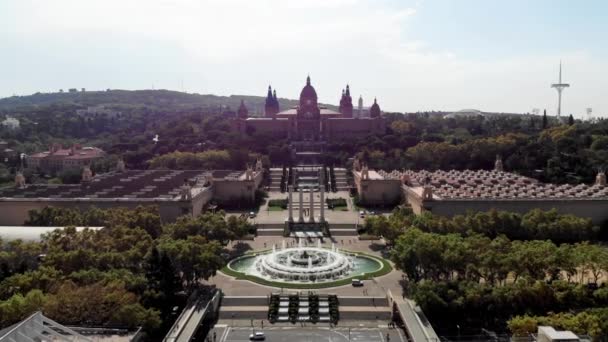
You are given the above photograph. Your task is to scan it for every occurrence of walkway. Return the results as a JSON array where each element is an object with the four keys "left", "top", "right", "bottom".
[
  {"left": 164, "top": 291, "right": 220, "bottom": 342},
  {"left": 393, "top": 298, "right": 440, "bottom": 342}
]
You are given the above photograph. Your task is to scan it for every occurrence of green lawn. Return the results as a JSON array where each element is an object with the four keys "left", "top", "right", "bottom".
[
  {"left": 267, "top": 206, "right": 284, "bottom": 211},
  {"left": 332, "top": 206, "right": 349, "bottom": 211}
]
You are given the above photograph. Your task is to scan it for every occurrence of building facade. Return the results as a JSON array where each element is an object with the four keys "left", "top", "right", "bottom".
[
  {"left": 0, "top": 165, "right": 264, "bottom": 225},
  {"left": 353, "top": 157, "right": 608, "bottom": 224},
  {"left": 26, "top": 144, "right": 105, "bottom": 173},
  {"left": 233, "top": 76, "right": 385, "bottom": 140}
]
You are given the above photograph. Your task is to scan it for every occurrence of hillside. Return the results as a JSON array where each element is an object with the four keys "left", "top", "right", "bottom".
[
  {"left": 0, "top": 90, "right": 304, "bottom": 112},
  {"left": 0, "top": 89, "right": 332, "bottom": 114}
]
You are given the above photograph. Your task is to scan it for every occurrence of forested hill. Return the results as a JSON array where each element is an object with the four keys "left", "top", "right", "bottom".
[{"left": 0, "top": 89, "right": 301, "bottom": 113}]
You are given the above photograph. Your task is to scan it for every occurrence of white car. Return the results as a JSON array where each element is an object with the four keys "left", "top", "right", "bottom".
[
  {"left": 359, "top": 210, "right": 365, "bottom": 218},
  {"left": 352, "top": 279, "right": 363, "bottom": 287},
  {"left": 249, "top": 332, "right": 265, "bottom": 340},
  {"left": 249, "top": 212, "right": 256, "bottom": 219}
]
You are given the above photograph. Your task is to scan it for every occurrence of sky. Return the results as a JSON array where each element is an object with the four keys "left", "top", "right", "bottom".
[{"left": 1, "top": 0, "right": 607, "bottom": 117}]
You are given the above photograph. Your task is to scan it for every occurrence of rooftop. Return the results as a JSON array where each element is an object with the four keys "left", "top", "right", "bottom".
[
  {"left": 0, "top": 169, "right": 216, "bottom": 201},
  {"left": 276, "top": 108, "right": 342, "bottom": 116},
  {"left": 0, "top": 226, "right": 104, "bottom": 242},
  {"left": 379, "top": 169, "right": 608, "bottom": 201},
  {"left": 29, "top": 146, "right": 105, "bottom": 160}
]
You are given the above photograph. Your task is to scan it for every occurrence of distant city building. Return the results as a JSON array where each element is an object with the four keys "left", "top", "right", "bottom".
[
  {"left": 0, "top": 166, "right": 264, "bottom": 225},
  {"left": 1, "top": 116, "right": 20, "bottom": 130},
  {"left": 443, "top": 109, "right": 486, "bottom": 119},
  {"left": 233, "top": 76, "right": 385, "bottom": 140},
  {"left": 76, "top": 105, "right": 121, "bottom": 118},
  {"left": 0, "top": 140, "right": 17, "bottom": 162},
  {"left": 26, "top": 144, "right": 105, "bottom": 173}
]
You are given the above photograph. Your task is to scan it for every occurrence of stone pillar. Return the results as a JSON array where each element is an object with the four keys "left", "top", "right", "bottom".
[
  {"left": 287, "top": 185, "right": 294, "bottom": 222},
  {"left": 309, "top": 189, "right": 315, "bottom": 223},
  {"left": 320, "top": 186, "right": 325, "bottom": 222},
  {"left": 298, "top": 187, "right": 304, "bottom": 223}
]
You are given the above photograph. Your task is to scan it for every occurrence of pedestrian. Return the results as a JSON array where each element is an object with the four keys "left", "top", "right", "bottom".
[{"left": 213, "top": 331, "right": 217, "bottom": 341}]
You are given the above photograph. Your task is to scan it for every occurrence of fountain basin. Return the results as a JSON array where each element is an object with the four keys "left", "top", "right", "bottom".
[{"left": 227, "top": 246, "right": 384, "bottom": 285}]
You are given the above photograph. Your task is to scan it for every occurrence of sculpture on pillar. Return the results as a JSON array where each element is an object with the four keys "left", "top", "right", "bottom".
[
  {"left": 353, "top": 157, "right": 361, "bottom": 171},
  {"left": 309, "top": 188, "right": 315, "bottom": 223},
  {"left": 494, "top": 154, "right": 504, "bottom": 172},
  {"left": 81, "top": 165, "right": 93, "bottom": 183},
  {"left": 298, "top": 187, "right": 304, "bottom": 223},
  {"left": 116, "top": 158, "right": 126, "bottom": 173},
  {"left": 180, "top": 179, "right": 192, "bottom": 200},
  {"left": 245, "top": 165, "right": 254, "bottom": 181},
  {"left": 596, "top": 170, "right": 607, "bottom": 187},
  {"left": 422, "top": 184, "right": 434, "bottom": 201},
  {"left": 255, "top": 158, "right": 263, "bottom": 172},
  {"left": 287, "top": 185, "right": 294, "bottom": 222},
  {"left": 361, "top": 164, "right": 370, "bottom": 180},
  {"left": 319, "top": 186, "right": 325, "bottom": 223},
  {"left": 14, "top": 171, "right": 26, "bottom": 188}
]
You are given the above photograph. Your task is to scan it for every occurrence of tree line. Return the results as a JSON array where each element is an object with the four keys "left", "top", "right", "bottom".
[
  {"left": 383, "top": 208, "right": 608, "bottom": 338},
  {"left": 0, "top": 206, "right": 252, "bottom": 337}
]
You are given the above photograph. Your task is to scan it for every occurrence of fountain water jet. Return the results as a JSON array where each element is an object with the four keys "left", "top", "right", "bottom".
[{"left": 252, "top": 244, "right": 355, "bottom": 282}]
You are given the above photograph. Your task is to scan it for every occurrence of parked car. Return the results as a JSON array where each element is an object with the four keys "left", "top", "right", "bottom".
[
  {"left": 352, "top": 279, "right": 363, "bottom": 287},
  {"left": 249, "top": 211, "right": 256, "bottom": 219},
  {"left": 249, "top": 331, "right": 266, "bottom": 340},
  {"left": 359, "top": 210, "right": 365, "bottom": 218}
]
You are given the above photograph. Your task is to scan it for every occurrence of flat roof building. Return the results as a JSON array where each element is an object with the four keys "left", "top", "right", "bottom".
[
  {"left": 354, "top": 159, "right": 608, "bottom": 223},
  {"left": 0, "top": 166, "right": 263, "bottom": 225}
]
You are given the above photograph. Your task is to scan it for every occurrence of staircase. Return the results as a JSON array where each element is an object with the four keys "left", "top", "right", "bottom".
[
  {"left": 333, "top": 168, "right": 349, "bottom": 191},
  {"left": 269, "top": 168, "right": 283, "bottom": 192}
]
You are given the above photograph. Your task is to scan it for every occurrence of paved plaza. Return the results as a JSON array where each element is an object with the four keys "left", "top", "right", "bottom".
[
  {"left": 252, "top": 191, "right": 362, "bottom": 226},
  {"left": 217, "top": 326, "right": 406, "bottom": 342}
]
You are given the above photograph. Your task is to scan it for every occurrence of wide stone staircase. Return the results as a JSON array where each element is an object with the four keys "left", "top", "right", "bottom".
[
  {"left": 333, "top": 168, "right": 349, "bottom": 191},
  {"left": 269, "top": 168, "right": 283, "bottom": 192}
]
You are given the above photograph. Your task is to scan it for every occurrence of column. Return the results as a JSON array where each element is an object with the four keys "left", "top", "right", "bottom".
[
  {"left": 320, "top": 186, "right": 325, "bottom": 222},
  {"left": 298, "top": 187, "right": 304, "bottom": 223},
  {"left": 287, "top": 185, "right": 294, "bottom": 222},
  {"left": 309, "top": 189, "right": 315, "bottom": 223}
]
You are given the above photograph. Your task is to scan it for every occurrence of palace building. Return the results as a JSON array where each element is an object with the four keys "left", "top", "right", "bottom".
[{"left": 233, "top": 76, "right": 385, "bottom": 140}]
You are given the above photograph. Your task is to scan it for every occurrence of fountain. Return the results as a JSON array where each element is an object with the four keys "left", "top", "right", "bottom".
[
  {"left": 241, "top": 245, "right": 359, "bottom": 282},
  {"left": 227, "top": 243, "right": 387, "bottom": 285}
]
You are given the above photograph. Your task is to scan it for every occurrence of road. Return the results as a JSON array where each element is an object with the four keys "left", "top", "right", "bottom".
[{"left": 220, "top": 327, "right": 405, "bottom": 342}]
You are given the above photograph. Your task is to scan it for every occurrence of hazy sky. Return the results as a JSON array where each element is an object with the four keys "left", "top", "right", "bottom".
[{"left": 1, "top": 0, "right": 607, "bottom": 117}]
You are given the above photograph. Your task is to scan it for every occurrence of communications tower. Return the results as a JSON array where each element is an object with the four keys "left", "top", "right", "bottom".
[{"left": 551, "top": 61, "right": 570, "bottom": 119}]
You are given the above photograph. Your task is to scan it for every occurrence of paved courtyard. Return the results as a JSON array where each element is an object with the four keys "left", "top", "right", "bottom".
[
  {"left": 218, "top": 326, "right": 406, "bottom": 342},
  {"left": 252, "top": 191, "right": 362, "bottom": 225}
]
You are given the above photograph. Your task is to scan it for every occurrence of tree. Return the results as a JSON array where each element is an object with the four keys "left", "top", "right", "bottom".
[
  {"left": 568, "top": 114, "right": 575, "bottom": 126},
  {"left": 542, "top": 109, "right": 548, "bottom": 129}
]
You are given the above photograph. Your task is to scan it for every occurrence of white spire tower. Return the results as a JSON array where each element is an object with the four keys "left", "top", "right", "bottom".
[
  {"left": 357, "top": 95, "right": 363, "bottom": 118},
  {"left": 551, "top": 61, "right": 570, "bottom": 119}
]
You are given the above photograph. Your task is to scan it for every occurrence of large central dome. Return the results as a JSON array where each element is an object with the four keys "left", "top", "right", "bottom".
[{"left": 299, "top": 75, "right": 318, "bottom": 107}]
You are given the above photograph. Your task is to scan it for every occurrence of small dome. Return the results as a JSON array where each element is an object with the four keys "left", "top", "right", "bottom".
[
  {"left": 299, "top": 75, "right": 318, "bottom": 106},
  {"left": 370, "top": 98, "right": 381, "bottom": 118}
]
